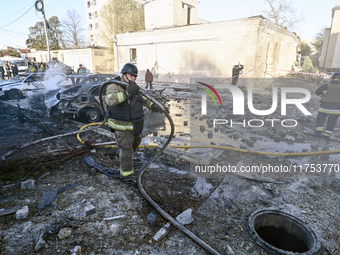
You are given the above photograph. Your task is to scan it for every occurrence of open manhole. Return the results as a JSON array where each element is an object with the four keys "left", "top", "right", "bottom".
[{"left": 248, "top": 209, "right": 321, "bottom": 255}]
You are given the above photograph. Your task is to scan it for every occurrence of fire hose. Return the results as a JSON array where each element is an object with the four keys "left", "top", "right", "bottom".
[{"left": 98, "top": 80, "right": 221, "bottom": 255}]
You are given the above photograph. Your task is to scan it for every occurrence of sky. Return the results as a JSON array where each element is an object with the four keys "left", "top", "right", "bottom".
[{"left": 0, "top": 0, "right": 339, "bottom": 48}]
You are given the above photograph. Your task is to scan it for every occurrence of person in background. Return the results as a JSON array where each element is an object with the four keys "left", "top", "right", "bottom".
[
  {"left": 77, "top": 64, "right": 83, "bottom": 74},
  {"left": 6, "top": 64, "right": 11, "bottom": 79},
  {"left": 105, "top": 63, "right": 163, "bottom": 185},
  {"left": 38, "top": 64, "right": 45, "bottom": 72},
  {"left": 315, "top": 73, "right": 340, "bottom": 139},
  {"left": 12, "top": 64, "right": 18, "bottom": 77},
  {"left": 0, "top": 64, "right": 5, "bottom": 80},
  {"left": 145, "top": 69, "right": 153, "bottom": 89},
  {"left": 231, "top": 62, "right": 244, "bottom": 86},
  {"left": 29, "top": 65, "right": 37, "bottom": 73}
]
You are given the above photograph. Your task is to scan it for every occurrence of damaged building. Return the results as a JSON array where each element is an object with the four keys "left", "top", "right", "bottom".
[
  {"left": 114, "top": 0, "right": 300, "bottom": 84},
  {"left": 319, "top": 5, "right": 340, "bottom": 72}
]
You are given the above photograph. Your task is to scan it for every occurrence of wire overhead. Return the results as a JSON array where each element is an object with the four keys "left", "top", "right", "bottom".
[{"left": 0, "top": 4, "right": 35, "bottom": 29}]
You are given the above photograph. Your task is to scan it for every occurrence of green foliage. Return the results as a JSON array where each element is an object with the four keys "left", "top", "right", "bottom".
[
  {"left": 0, "top": 49, "right": 21, "bottom": 57},
  {"left": 100, "top": 0, "right": 145, "bottom": 59},
  {"left": 297, "top": 41, "right": 312, "bottom": 56},
  {"left": 301, "top": 56, "right": 317, "bottom": 73},
  {"left": 26, "top": 16, "right": 63, "bottom": 50}
]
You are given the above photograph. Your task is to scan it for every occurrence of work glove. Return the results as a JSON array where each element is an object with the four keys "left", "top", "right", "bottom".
[
  {"left": 151, "top": 103, "right": 163, "bottom": 113},
  {"left": 126, "top": 80, "right": 139, "bottom": 98}
]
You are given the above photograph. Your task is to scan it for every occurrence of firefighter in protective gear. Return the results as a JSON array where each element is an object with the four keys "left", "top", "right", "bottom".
[
  {"left": 105, "top": 63, "right": 162, "bottom": 185},
  {"left": 314, "top": 72, "right": 340, "bottom": 139}
]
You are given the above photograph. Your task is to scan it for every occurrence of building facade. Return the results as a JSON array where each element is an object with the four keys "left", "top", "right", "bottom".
[
  {"left": 114, "top": 15, "right": 299, "bottom": 84},
  {"left": 84, "top": 0, "right": 146, "bottom": 47},
  {"left": 319, "top": 5, "right": 340, "bottom": 71},
  {"left": 26, "top": 47, "right": 114, "bottom": 73},
  {"left": 144, "top": 0, "right": 198, "bottom": 30}
]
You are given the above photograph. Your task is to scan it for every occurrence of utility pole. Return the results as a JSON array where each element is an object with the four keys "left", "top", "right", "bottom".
[{"left": 35, "top": 0, "right": 51, "bottom": 64}]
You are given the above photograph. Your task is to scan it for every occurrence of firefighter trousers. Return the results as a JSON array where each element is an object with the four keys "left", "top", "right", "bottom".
[
  {"left": 315, "top": 111, "right": 340, "bottom": 136},
  {"left": 114, "top": 129, "right": 142, "bottom": 177}
]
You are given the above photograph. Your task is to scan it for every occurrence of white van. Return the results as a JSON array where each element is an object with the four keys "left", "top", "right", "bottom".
[{"left": 0, "top": 57, "right": 29, "bottom": 75}]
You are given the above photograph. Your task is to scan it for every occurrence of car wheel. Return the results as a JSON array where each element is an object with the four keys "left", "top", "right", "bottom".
[
  {"left": 7, "top": 89, "right": 23, "bottom": 100},
  {"left": 84, "top": 108, "right": 101, "bottom": 123}
]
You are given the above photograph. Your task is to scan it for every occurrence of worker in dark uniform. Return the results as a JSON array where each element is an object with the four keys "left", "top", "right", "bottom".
[
  {"left": 231, "top": 62, "right": 244, "bottom": 85},
  {"left": 105, "top": 63, "right": 162, "bottom": 185},
  {"left": 0, "top": 64, "right": 4, "bottom": 80},
  {"left": 315, "top": 72, "right": 340, "bottom": 139}
]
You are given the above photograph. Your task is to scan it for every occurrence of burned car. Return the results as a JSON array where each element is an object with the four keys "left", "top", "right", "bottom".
[
  {"left": 45, "top": 73, "right": 118, "bottom": 123},
  {"left": 43, "top": 74, "right": 170, "bottom": 123},
  {"left": 0, "top": 72, "right": 67, "bottom": 100}
]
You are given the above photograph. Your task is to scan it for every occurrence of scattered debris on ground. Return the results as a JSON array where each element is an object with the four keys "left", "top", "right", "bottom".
[{"left": 0, "top": 78, "right": 339, "bottom": 255}]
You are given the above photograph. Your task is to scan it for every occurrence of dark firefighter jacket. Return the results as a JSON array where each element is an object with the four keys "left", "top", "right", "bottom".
[
  {"left": 316, "top": 80, "right": 340, "bottom": 114},
  {"left": 232, "top": 65, "right": 244, "bottom": 77},
  {"left": 105, "top": 76, "right": 153, "bottom": 133}
]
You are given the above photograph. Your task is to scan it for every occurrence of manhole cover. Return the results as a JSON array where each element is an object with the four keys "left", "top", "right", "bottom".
[{"left": 248, "top": 209, "right": 321, "bottom": 255}]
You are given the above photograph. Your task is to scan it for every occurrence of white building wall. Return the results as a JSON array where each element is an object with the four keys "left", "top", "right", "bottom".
[
  {"left": 145, "top": 0, "right": 198, "bottom": 29},
  {"left": 84, "top": 0, "right": 108, "bottom": 46},
  {"left": 319, "top": 28, "right": 331, "bottom": 68},
  {"left": 144, "top": 0, "right": 174, "bottom": 29},
  {"left": 173, "top": 0, "right": 198, "bottom": 26},
  {"left": 322, "top": 6, "right": 340, "bottom": 70},
  {"left": 115, "top": 16, "right": 299, "bottom": 85}
]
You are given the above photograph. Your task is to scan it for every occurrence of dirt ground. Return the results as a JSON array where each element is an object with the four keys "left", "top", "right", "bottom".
[{"left": 0, "top": 76, "right": 339, "bottom": 255}]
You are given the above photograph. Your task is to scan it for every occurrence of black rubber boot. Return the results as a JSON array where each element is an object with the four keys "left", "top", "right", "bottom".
[{"left": 120, "top": 176, "right": 137, "bottom": 186}]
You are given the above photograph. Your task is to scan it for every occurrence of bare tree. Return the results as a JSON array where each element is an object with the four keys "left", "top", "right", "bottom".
[
  {"left": 261, "top": 0, "right": 303, "bottom": 30},
  {"left": 62, "top": 9, "right": 86, "bottom": 47},
  {"left": 312, "top": 27, "right": 326, "bottom": 56}
]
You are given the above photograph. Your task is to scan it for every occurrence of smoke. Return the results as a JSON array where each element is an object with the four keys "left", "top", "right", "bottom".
[{"left": 43, "top": 65, "right": 71, "bottom": 91}]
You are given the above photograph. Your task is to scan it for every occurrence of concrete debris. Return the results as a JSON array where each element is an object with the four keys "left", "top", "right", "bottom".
[
  {"left": 176, "top": 208, "right": 194, "bottom": 225},
  {"left": 285, "top": 135, "right": 296, "bottom": 141},
  {"left": 153, "top": 222, "right": 172, "bottom": 242},
  {"left": 58, "top": 227, "right": 73, "bottom": 240},
  {"left": 37, "top": 181, "right": 81, "bottom": 210},
  {"left": 37, "top": 190, "right": 58, "bottom": 210},
  {"left": 0, "top": 206, "right": 21, "bottom": 217},
  {"left": 70, "top": 245, "right": 82, "bottom": 254},
  {"left": 35, "top": 237, "right": 46, "bottom": 252},
  {"left": 227, "top": 244, "right": 235, "bottom": 255},
  {"left": 194, "top": 178, "right": 213, "bottom": 196},
  {"left": 42, "top": 217, "right": 72, "bottom": 239},
  {"left": 85, "top": 204, "right": 96, "bottom": 216},
  {"left": 147, "top": 212, "right": 156, "bottom": 225},
  {"left": 15, "top": 205, "right": 29, "bottom": 219},
  {"left": 21, "top": 179, "right": 35, "bottom": 190},
  {"left": 103, "top": 215, "right": 125, "bottom": 221}
]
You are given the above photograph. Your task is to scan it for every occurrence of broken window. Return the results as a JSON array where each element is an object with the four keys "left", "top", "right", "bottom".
[
  {"left": 88, "top": 13, "right": 92, "bottom": 19},
  {"left": 87, "top": 1, "right": 90, "bottom": 8},
  {"left": 94, "top": 11, "right": 98, "bottom": 18},
  {"left": 89, "top": 24, "right": 93, "bottom": 30},
  {"left": 93, "top": 0, "right": 97, "bottom": 6}
]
